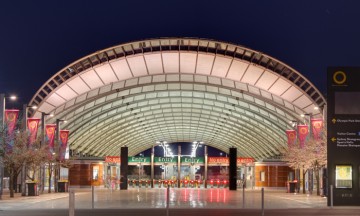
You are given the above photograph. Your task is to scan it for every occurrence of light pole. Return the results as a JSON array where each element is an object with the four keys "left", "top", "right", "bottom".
[
  {"left": 0, "top": 93, "right": 17, "bottom": 200},
  {"left": 54, "top": 119, "right": 66, "bottom": 192},
  {"left": 139, "top": 153, "right": 143, "bottom": 181},
  {"left": 21, "top": 104, "right": 37, "bottom": 196},
  {"left": 301, "top": 113, "right": 313, "bottom": 194},
  {"left": 39, "top": 112, "right": 52, "bottom": 194},
  {"left": 156, "top": 141, "right": 168, "bottom": 179},
  {"left": 191, "top": 141, "right": 203, "bottom": 157}
]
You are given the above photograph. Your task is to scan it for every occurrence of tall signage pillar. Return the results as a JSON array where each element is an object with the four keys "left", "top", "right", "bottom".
[
  {"left": 151, "top": 146, "right": 154, "bottom": 188},
  {"left": 204, "top": 146, "right": 208, "bottom": 188},
  {"left": 120, "top": 147, "right": 128, "bottom": 190},
  {"left": 229, "top": 147, "right": 237, "bottom": 190},
  {"left": 327, "top": 67, "right": 360, "bottom": 206},
  {"left": 177, "top": 145, "right": 181, "bottom": 188}
]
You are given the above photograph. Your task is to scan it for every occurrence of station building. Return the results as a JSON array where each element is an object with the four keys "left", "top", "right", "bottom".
[{"left": 28, "top": 38, "right": 326, "bottom": 190}]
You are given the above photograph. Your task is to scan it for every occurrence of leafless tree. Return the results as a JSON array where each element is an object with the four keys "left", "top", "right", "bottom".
[
  {"left": 282, "top": 130, "right": 327, "bottom": 195},
  {"left": 0, "top": 129, "right": 48, "bottom": 197}
]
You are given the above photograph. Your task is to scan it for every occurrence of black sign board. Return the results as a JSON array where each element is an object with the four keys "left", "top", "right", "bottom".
[{"left": 327, "top": 67, "right": 360, "bottom": 206}]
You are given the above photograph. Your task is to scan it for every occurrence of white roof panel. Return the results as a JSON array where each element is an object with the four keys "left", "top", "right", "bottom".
[
  {"left": 95, "top": 64, "right": 118, "bottom": 84},
  {"left": 67, "top": 76, "right": 91, "bottom": 95},
  {"left": 281, "top": 86, "right": 303, "bottom": 102},
  {"left": 180, "top": 52, "right": 197, "bottom": 73},
  {"left": 144, "top": 53, "right": 163, "bottom": 75},
  {"left": 38, "top": 102, "right": 55, "bottom": 114},
  {"left": 255, "top": 71, "right": 278, "bottom": 90},
  {"left": 211, "top": 56, "right": 232, "bottom": 77},
  {"left": 226, "top": 60, "right": 248, "bottom": 81},
  {"left": 80, "top": 69, "right": 104, "bottom": 89},
  {"left": 56, "top": 84, "right": 78, "bottom": 100},
  {"left": 268, "top": 78, "right": 291, "bottom": 96},
  {"left": 46, "top": 93, "right": 66, "bottom": 106},
  {"left": 292, "top": 94, "right": 313, "bottom": 109},
  {"left": 127, "top": 56, "right": 148, "bottom": 77},
  {"left": 162, "top": 52, "right": 179, "bottom": 73},
  {"left": 196, "top": 54, "right": 215, "bottom": 75},
  {"left": 110, "top": 59, "right": 133, "bottom": 80},
  {"left": 241, "top": 65, "right": 264, "bottom": 85}
]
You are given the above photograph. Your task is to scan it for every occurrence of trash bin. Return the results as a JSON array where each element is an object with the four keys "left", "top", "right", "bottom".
[
  {"left": 58, "top": 182, "right": 68, "bottom": 192},
  {"left": 289, "top": 181, "right": 296, "bottom": 193},
  {"left": 27, "top": 182, "right": 37, "bottom": 196}
]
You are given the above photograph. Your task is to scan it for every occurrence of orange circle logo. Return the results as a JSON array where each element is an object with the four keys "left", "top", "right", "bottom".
[{"left": 333, "top": 71, "right": 346, "bottom": 85}]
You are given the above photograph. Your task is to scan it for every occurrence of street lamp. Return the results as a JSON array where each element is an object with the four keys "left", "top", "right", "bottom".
[
  {"left": 157, "top": 141, "right": 169, "bottom": 179},
  {"left": 54, "top": 119, "right": 67, "bottom": 192},
  {"left": 0, "top": 93, "right": 17, "bottom": 200},
  {"left": 157, "top": 141, "right": 169, "bottom": 157},
  {"left": 20, "top": 104, "right": 38, "bottom": 196},
  {"left": 38, "top": 112, "right": 53, "bottom": 194}
]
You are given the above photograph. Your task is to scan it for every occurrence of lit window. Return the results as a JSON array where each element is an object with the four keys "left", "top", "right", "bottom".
[{"left": 260, "top": 171, "right": 265, "bottom": 182}]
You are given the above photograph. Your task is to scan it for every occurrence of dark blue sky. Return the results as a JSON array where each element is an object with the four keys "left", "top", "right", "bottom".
[{"left": 1, "top": 0, "right": 360, "bottom": 107}]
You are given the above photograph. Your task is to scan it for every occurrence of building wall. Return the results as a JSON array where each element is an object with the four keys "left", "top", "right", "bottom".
[
  {"left": 255, "top": 162, "right": 294, "bottom": 188},
  {"left": 69, "top": 160, "right": 104, "bottom": 186}
]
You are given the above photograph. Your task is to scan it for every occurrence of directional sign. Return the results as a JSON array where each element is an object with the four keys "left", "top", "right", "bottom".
[{"left": 327, "top": 67, "right": 360, "bottom": 206}]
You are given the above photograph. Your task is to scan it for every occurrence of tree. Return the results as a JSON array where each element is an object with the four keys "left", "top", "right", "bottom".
[
  {"left": 46, "top": 139, "right": 73, "bottom": 193},
  {"left": 282, "top": 130, "right": 327, "bottom": 195},
  {"left": 0, "top": 129, "right": 49, "bottom": 197}
]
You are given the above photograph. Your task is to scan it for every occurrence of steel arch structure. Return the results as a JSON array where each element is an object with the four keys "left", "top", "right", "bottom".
[{"left": 29, "top": 38, "right": 326, "bottom": 160}]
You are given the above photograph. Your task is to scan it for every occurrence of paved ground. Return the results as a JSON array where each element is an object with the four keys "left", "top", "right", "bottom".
[{"left": 0, "top": 187, "right": 359, "bottom": 216}]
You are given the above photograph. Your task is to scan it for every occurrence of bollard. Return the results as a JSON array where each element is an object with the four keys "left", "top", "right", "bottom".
[
  {"left": 261, "top": 187, "right": 264, "bottom": 216},
  {"left": 69, "top": 189, "right": 75, "bottom": 216},
  {"left": 330, "top": 185, "right": 333, "bottom": 208},
  {"left": 242, "top": 184, "right": 245, "bottom": 207},
  {"left": 92, "top": 185, "right": 94, "bottom": 209},
  {"left": 166, "top": 185, "right": 170, "bottom": 216}
]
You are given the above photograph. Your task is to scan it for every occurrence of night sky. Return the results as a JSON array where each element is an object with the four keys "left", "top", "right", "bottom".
[{"left": 1, "top": 0, "right": 360, "bottom": 108}]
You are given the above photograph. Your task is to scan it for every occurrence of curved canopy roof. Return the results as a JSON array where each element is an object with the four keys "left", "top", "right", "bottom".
[{"left": 29, "top": 38, "right": 326, "bottom": 160}]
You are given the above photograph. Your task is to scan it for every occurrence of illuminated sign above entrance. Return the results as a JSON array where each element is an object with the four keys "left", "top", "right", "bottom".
[{"left": 105, "top": 156, "right": 254, "bottom": 165}]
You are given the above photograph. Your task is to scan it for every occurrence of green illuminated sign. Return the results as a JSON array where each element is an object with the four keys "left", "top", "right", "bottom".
[
  {"left": 154, "top": 157, "right": 178, "bottom": 163},
  {"left": 181, "top": 157, "right": 204, "bottom": 163},
  {"left": 128, "top": 156, "right": 150, "bottom": 163}
]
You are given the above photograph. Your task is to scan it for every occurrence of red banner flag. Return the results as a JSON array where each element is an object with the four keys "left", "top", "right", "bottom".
[
  {"left": 59, "top": 130, "right": 69, "bottom": 161},
  {"left": 297, "top": 125, "right": 309, "bottom": 148},
  {"left": 4, "top": 109, "right": 19, "bottom": 152},
  {"left": 286, "top": 130, "right": 297, "bottom": 146},
  {"left": 311, "top": 118, "right": 323, "bottom": 140},
  {"left": 5, "top": 109, "right": 19, "bottom": 136},
  {"left": 45, "top": 124, "right": 56, "bottom": 154},
  {"left": 27, "top": 118, "right": 40, "bottom": 146}
]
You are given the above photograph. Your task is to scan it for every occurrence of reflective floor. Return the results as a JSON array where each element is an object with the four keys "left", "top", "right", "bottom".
[{"left": 0, "top": 187, "right": 327, "bottom": 210}]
